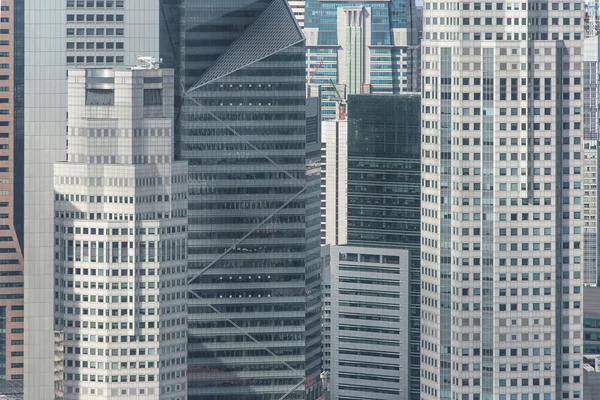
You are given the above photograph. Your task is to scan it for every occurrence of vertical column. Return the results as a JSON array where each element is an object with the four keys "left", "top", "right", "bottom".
[
  {"left": 439, "top": 46, "right": 452, "bottom": 400},
  {"left": 481, "top": 47, "right": 494, "bottom": 400}
]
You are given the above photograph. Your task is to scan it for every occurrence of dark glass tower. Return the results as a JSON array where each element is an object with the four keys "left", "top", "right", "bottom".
[
  {"left": 346, "top": 93, "right": 421, "bottom": 399},
  {"left": 171, "top": 1, "right": 313, "bottom": 398},
  {"left": 304, "top": 97, "right": 323, "bottom": 400}
]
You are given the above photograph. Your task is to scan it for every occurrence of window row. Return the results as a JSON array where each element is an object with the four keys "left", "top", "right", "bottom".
[
  {"left": 67, "top": 0, "right": 123, "bottom": 8},
  {"left": 57, "top": 239, "right": 186, "bottom": 263},
  {"left": 67, "top": 41, "right": 123, "bottom": 50},
  {"left": 425, "top": 1, "right": 582, "bottom": 11},
  {"left": 66, "top": 14, "right": 123, "bottom": 22},
  {"left": 424, "top": 31, "right": 582, "bottom": 42},
  {"left": 56, "top": 192, "right": 186, "bottom": 204},
  {"left": 56, "top": 210, "right": 186, "bottom": 221},
  {"left": 66, "top": 27, "right": 124, "bottom": 36},
  {"left": 64, "top": 373, "right": 158, "bottom": 383},
  {"left": 67, "top": 55, "right": 123, "bottom": 64},
  {"left": 56, "top": 225, "right": 184, "bottom": 236}
]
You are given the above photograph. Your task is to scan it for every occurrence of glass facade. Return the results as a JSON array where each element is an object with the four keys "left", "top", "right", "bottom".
[
  {"left": 304, "top": 0, "right": 418, "bottom": 119},
  {"left": 305, "top": 0, "right": 413, "bottom": 45},
  {"left": 304, "top": 98, "right": 323, "bottom": 399},
  {"left": 345, "top": 94, "right": 420, "bottom": 399},
  {"left": 174, "top": 0, "right": 312, "bottom": 398}
]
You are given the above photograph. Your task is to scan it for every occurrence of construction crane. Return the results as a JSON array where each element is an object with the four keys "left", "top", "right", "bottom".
[
  {"left": 307, "top": 60, "right": 324, "bottom": 83},
  {"left": 328, "top": 79, "right": 346, "bottom": 120}
]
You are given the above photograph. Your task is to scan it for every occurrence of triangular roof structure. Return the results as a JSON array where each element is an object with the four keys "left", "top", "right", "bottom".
[{"left": 186, "top": 0, "right": 304, "bottom": 93}]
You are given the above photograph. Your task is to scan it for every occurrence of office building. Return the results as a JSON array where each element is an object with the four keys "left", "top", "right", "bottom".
[
  {"left": 54, "top": 66, "right": 188, "bottom": 399},
  {"left": 0, "top": 0, "right": 24, "bottom": 383},
  {"left": 321, "top": 245, "right": 410, "bottom": 399},
  {"left": 24, "top": 2, "right": 160, "bottom": 398},
  {"left": 345, "top": 93, "right": 420, "bottom": 398},
  {"left": 288, "top": 0, "right": 306, "bottom": 28},
  {"left": 421, "top": 1, "right": 584, "bottom": 399},
  {"left": 305, "top": 97, "right": 323, "bottom": 399},
  {"left": 321, "top": 118, "right": 348, "bottom": 246},
  {"left": 175, "top": 0, "right": 316, "bottom": 398},
  {"left": 346, "top": 94, "right": 420, "bottom": 249},
  {"left": 318, "top": 94, "right": 421, "bottom": 397},
  {"left": 304, "top": 0, "right": 418, "bottom": 119},
  {"left": 407, "top": 5, "right": 422, "bottom": 93},
  {"left": 584, "top": 34, "right": 599, "bottom": 286}
]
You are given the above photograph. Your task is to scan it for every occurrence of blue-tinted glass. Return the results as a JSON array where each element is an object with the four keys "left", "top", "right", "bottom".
[{"left": 175, "top": 1, "right": 315, "bottom": 398}]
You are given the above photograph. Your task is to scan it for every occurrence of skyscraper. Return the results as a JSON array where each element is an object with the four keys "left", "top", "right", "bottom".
[
  {"left": 54, "top": 65, "right": 188, "bottom": 399},
  {"left": 0, "top": 0, "right": 24, "bottom": 383},
  {"left": 288, "top": 0, "right": 306, "bottom": 28},
  {"left": 421, "top": 1, "right": 584, "bottom": 399},
  {"left": 304, "top": 0, "right": 418, "bottom": 119},
  {"left": 304, "top": 97, "right": 324, "bottom": 399},
  {"left": 24, "top": 2, "right": 161, "bottom": 398},
  {"left": 174, "top": 0, "right": 316, "bottom": 398},
  {"left": 345, "top": 93, "right": 421, "bottom": 399},
  {"left": 319, "top": 94, "right": 421, "bottom": 398}
]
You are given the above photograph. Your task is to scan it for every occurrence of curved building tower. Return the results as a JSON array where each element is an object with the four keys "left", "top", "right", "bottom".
[
  {"left": 420, "top": 1, "right": 584, "bottom": 399},
  {"left": 53, "top": 66, "right": 188, "bottom": 399}
]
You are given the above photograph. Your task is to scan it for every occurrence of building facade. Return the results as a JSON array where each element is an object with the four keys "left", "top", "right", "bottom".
[
  {"left": 0, "top": 0, "right": 24, "bottom": 383},
  {"left": 584, "top": 286, "right": 600, "bottom": 353},
  {"left": 321, "top": 119, "right": 348, "bottom": 246},
  {"left": 583, "top": 357, "right": 600, "bottom": 400},
  {"left": 304, "top": 0, "right": 418, "bottom": 119},
  {"left": 24, "top": 2, "right": 161, "bottom": 398},
  {"left": 174, "top": 0, "right": 316, "bottom": 398},
  {"left": 345, "top": 93, "right": 420, "bottom": 399},
  {"left": 305, "top": 97, "right": 323, "bottom": 399},
  {"left": 54, "top": 66, "right": 188, "bottom": 399},
  {"left": 583, "top": 34, "right": 599, "bottom": 286},
  {"left": 318, "top": 94, "right": 421, "bottom": 398},
  {"left": 421, "top": 1, "right": 585, "bottom": 399},
  {"left": 288, "top": 0, "right": 306, "bottom": 28},
  {"left": 321, "top": 245, "right": 410, "bottom": 399}
]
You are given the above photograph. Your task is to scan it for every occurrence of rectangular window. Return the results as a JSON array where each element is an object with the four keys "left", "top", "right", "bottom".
[
  {"left": 85, "top": 89, "right": 114, "bottom": 106},
  {"left": 143, "top": 89, "right": 162, "bottom": 106}
]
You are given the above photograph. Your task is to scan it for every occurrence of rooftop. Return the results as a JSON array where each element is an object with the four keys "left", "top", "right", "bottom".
[{"left": 0, "top": 381, "right": 23, "bottom": 400}]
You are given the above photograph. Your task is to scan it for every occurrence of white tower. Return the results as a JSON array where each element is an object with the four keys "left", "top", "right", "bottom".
[
  {"left": 421, "top": 1, "right": 584, "bottom": 399},
  {"left": 53, "top": 67, "right": 188, "bottom": 399}
]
